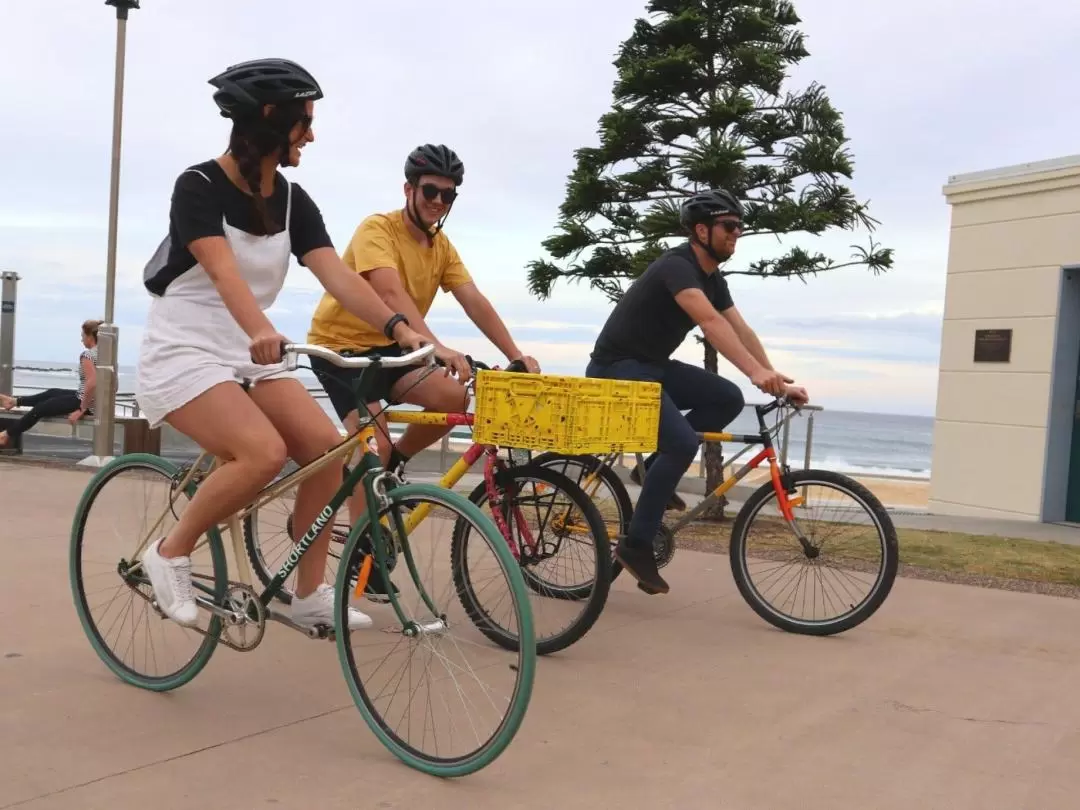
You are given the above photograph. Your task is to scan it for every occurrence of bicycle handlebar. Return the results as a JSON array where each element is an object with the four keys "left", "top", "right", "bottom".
[
  {"left": 281, "top": 342, "right": 437, "bottom": 372},
  {"left": 465, "top": 356, "right": 528, "bottom": 374}
]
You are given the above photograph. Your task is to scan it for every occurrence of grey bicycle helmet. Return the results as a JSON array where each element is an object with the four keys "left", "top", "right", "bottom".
[
  {"left": 679, "top": 188, "right": 743, "bottom": 229},
  {"left": 404, "top": 144, "right": 465, "bottom": 186},
  {"left": 209, "top": 58, "right": 323, "bottom": 119}
]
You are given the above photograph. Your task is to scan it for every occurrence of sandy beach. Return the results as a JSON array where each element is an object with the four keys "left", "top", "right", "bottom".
[{"left": 682, "top": 459, "right": 930, "bottom": 509}]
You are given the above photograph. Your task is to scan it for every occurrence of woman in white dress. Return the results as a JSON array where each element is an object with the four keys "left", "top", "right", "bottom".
[{"left": 136, "top": 58, "right": 430, "bottom": 631}]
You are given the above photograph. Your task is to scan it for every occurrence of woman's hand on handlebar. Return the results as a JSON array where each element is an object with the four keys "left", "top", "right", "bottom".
[{"left": 250, "top": 329, "right": 291, "bottom": 365}]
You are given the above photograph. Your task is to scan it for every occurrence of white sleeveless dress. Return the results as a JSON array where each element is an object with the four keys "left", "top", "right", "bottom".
[{"left": 135, "top": 172, "right": 297, "bottom": 428}]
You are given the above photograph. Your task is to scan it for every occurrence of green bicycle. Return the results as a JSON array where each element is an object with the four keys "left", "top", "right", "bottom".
[{"left": 68, "top": 342, "right": 536, "bottom": 777}]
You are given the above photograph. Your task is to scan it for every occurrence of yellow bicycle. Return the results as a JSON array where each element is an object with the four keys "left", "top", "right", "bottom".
[{"left": 243, "top": 358, "right": 614, "bottom": 656}]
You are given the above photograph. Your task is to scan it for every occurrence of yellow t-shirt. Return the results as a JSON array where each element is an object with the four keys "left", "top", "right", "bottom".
[{"left": 307, "top": 209, "right": 473, "bottom": 351}]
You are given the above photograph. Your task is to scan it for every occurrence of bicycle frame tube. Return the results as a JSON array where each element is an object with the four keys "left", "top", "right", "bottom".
[
  {"left": 665, "top": 425, "right": 798, "bottom": 533},
  {"left": 381, "top": 408, "right": 532, "bottom": 558},
  {"left": 259, "top": 423, "right": 383, "bottom": 607},
  {"left": 382, "top": 409, "right": 478, "bottom": 534}
]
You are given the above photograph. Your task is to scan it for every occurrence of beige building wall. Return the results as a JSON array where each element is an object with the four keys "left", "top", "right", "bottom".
[{"left": 930, "top": 154, "right": 1080, "bottom": 521}]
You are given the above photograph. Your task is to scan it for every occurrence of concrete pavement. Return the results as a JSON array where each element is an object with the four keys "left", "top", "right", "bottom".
[{"left": 3, "top": 461, "right": 1080, "bottom": 808}]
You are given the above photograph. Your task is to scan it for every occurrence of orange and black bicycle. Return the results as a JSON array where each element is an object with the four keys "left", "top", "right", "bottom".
[{"left": 531, "top": 397, "right": 900, "bottom": 637}]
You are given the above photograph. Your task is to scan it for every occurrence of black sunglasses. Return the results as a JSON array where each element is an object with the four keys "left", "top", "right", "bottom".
[
  {"left": 713, "top": 219, "right": 743, "bottom": 234},
  {"left": 419, "top": 183, "right": 458, "bottom": 205}
]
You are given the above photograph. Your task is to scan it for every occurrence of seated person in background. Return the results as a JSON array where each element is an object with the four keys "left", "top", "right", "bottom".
[
  {"left": 0, "top": 318, "right": 102, "bottom": 447},
  {"left": 307, "top": 143, "right": 539, "bottom": 599}
]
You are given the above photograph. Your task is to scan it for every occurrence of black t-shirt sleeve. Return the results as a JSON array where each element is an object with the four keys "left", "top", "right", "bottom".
[
  {"left": 289, "top": 183, "right": 334, "bottom": 264},
  {"left": 660, "top": 256, "right": 705, "bottom": 297},
  {"left": 712, "top": 275, "right": 735, "bottom": 312},
  {"left": 171, "top": 169, "right": 225, "bottom": 247}
]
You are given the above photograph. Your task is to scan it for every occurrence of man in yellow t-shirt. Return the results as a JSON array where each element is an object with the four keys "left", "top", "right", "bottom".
[{"left": 308, "top": 145, "right": 539, "bottom": 596}]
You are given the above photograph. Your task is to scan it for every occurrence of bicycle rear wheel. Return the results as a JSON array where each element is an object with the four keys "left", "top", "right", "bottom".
[
  {"left": 335, "top": 482, "right": 535, "bottom": 777},
  {"left": 242, "top": 466, "right": 349, "bottom": 605},
  {"left": 729, "top": 468, "right": 899, "bottom": 636},
  {"left": 69, "top": 453, "right": 228, "bottom": 691}
]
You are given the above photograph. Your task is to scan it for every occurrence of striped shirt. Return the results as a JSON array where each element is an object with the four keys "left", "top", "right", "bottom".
[{"left": 77, "top": 347, "right": 97, "bottom": 408}]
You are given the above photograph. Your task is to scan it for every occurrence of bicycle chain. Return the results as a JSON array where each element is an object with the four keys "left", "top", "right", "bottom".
[{"left": 121, "top": 569, "right": 267, "bottom": 653}]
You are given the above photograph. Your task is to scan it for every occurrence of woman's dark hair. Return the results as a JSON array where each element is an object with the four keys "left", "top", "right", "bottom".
[
  {"left": 227, "top": 100, "right": 311, "bottom": 234},
  {"left": 82, "top": 319, "right": 104, "bottom": 340}
]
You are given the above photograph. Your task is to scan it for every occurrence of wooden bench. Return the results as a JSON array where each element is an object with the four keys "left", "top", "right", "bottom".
[{"left": 0, "top": 409, "right": 161, "bottom": 456}]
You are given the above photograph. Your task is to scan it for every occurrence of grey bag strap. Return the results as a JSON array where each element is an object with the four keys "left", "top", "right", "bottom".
[{"left": 142, "top": 169, "right": 212, "bottom": 296}]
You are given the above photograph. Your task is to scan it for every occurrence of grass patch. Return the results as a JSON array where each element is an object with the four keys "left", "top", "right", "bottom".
[
  {"left": 894, "top": 527, "right": 1080, "bottom": 587},
  {"left": 673, "top": 520, "right": 1080, "bottom": 589}
]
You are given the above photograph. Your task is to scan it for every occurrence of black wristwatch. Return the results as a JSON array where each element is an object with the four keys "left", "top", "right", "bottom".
[{"left": 382, "top": 313, "right": 409, "bottom": 340}]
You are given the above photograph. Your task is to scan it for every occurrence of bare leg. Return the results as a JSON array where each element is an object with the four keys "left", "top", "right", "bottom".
[
  {"left": 158, "top": 382, "right": 287, "bottom": 559},
  {"left": 246, "top": 377, "right": 347, "bottom": 599},
  {"left": 141, "top": 381, "right": 287, "bottom": 626},
  {"left": 388, "top": 368, "right": 469, "bottom": 458}
]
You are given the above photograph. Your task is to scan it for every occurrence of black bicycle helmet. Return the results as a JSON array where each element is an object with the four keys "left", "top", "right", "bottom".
[
  {"left": 208, "top": 58, "right": 323, "bottom": 119},
  {"left": 404, "top": 144, "right": 465, "bottom": 186},
  {"left": 679, "top": 188, "right": 743, "bottom": 229}
]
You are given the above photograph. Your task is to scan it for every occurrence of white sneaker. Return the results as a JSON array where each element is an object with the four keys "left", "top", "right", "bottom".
[
  {"left": 141, "top": 537, "right": 199, "bottom": 627},
  {"left": 291, "top": 583, "right": 373, "bottom": 631}
]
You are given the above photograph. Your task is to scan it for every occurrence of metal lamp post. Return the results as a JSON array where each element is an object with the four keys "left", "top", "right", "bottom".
[{"left": 85, "top": 0, "right": 139, "bottom": 466}]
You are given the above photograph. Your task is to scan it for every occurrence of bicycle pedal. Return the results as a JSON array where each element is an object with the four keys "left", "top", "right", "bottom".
[{"left": 267, "top": 610, "right": 335, "bottom": 640}]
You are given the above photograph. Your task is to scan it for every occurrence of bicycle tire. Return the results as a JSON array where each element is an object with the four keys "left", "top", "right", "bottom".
[
  {"left": 532, "top": 451, "right": 632, "bottom": 582},
  {"left": 69, "top": 453, "right": 228, "bottom": 691},
  {"left": 729, "top": 468, "right": 899, "bottom": 636},
  {"left": 451, "top": 463, "right": 612, "bottom": 656},
  {"left": 335, "top": 482, "right": 536, "bottom": 777}
]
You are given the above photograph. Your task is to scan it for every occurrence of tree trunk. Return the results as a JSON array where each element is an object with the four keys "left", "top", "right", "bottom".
[{"left": 700, "top": 341, "right": 728, "bottom": 522}]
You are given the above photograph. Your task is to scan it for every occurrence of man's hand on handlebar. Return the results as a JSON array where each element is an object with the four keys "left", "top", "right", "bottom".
[
  {"left": 392, "top": 322, "right": 428, "bottom": 355},
  {"left": 784, "top": 384, "right": 809, "bottom": 407},
  {"left": 434, "top": 343, "right": 473, "bottom": 382},
  {"left": 513, "top": 354, "right": 541, "bottom": 374},
  {"left": 750, "top": 366, "right": 793, "bottom": 398}
]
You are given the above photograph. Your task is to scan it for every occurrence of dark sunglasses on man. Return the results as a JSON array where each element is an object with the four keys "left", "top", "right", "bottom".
[
  {"left": 419, "top": 183, "right": 458, "bottom": 205},
  {"left": 714, "top": 218, "right": 743, "bottom": 234}
]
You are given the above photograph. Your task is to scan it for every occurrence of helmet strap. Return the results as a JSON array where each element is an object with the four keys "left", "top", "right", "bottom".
[
  {"left": 405, "top": 185, "right": 455, "bottom": 241},
  {"left": 691, "top": 223, "right": 724, "bottom": 263}
]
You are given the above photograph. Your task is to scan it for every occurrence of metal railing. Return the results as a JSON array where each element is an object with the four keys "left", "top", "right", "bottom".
[{"left": 6, "top": 381, "right": 822, "bottom": 477}]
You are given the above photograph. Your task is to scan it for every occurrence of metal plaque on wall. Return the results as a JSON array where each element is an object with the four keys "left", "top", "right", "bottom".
[{"left": 973, "top": 328, "right": 1012, "bottom": 362}]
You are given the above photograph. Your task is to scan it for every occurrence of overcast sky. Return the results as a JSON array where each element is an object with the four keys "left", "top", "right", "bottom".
[{"left": 3, "top": 0, "right": 1079, "bottom": 416}]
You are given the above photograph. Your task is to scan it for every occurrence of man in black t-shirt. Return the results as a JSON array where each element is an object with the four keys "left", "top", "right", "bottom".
[{"left": 586, "top": 189, "right": 809, "bottom": 594}]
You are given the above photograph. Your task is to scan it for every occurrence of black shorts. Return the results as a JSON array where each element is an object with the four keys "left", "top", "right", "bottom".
[{"left": 309, "top": 344, "right": 415, "bottom": 421}]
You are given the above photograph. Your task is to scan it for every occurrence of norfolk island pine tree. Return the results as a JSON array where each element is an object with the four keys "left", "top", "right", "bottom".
[{"left": 526, "top": 0, "right": 894, "bottom": 519}]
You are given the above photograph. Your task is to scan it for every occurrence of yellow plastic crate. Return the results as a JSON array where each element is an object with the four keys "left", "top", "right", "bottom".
[{"left": 471, "top": 370, "right": 661, "bottom": 454}]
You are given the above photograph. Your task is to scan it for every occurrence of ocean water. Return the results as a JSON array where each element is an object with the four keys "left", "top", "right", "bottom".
[{"left": 13, "top": 362, "right": 934, "bottom": 479}]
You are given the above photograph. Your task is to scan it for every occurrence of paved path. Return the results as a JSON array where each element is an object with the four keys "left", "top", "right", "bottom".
[
  {"left": 8, "top": 430, "right": 1080, "bottom": 546},
  {"left": 3, "top": 461, "right": 1080, "bottom": 808}
]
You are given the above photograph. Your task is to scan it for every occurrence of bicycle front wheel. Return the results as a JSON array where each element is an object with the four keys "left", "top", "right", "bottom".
[
  {"left": 453, "top": 462, "right": 612, "bottom": 655},
  {"left": 334, "top": 482, "right": 535, "bottom": 777},
  {"left": 729, "top": 468, "right": 899, "bottom": 636}
]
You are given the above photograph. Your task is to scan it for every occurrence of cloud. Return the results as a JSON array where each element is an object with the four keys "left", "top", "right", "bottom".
[{"left": 4, "top": 0, "right": 1078, "bottom": 418}]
